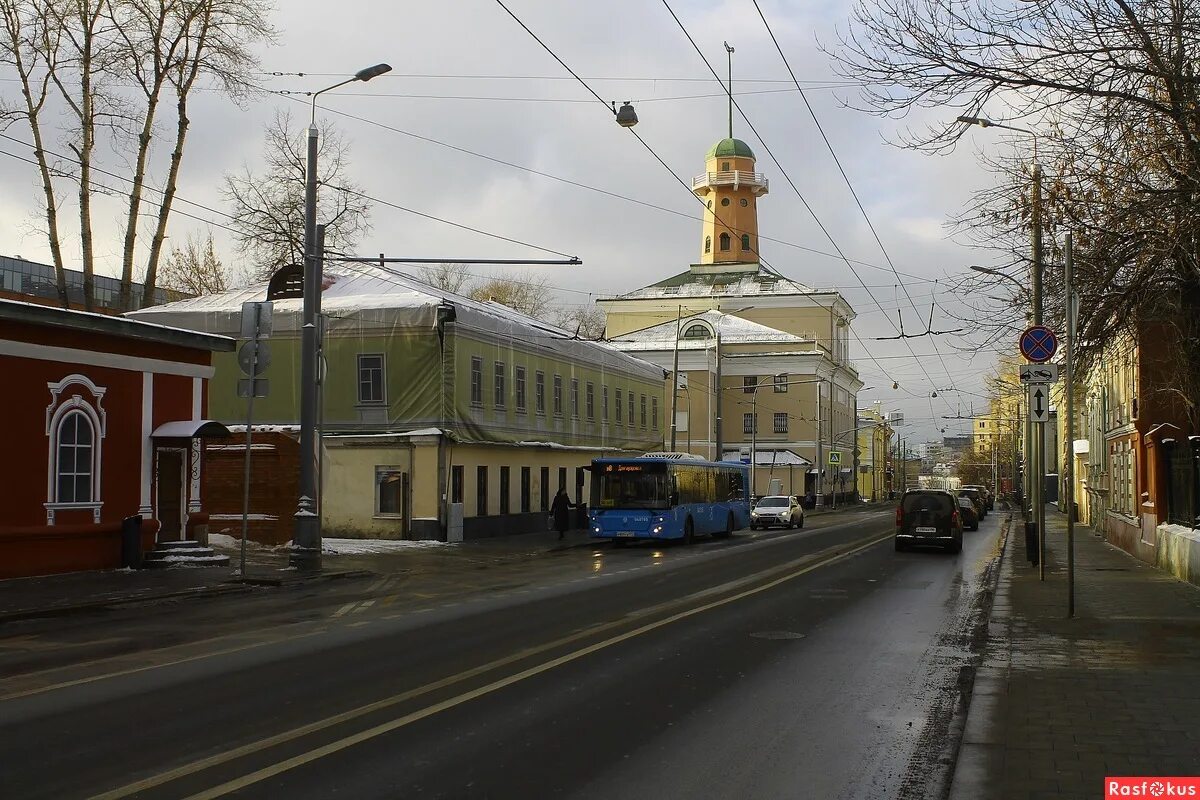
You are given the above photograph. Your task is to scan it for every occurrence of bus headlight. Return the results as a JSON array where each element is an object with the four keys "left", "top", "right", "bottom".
[{"left": 652, "top": 525, "right": 663, "bottom": 534}]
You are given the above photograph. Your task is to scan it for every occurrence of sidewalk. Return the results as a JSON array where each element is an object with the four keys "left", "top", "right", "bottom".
[{"left": 950, "top": 510, "right": 1200, "bottom": 799}]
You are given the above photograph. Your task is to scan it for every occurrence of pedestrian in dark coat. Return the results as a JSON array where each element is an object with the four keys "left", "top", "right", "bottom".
[{"left": 550, "top": 487, "right": 575, "bottom": 540}]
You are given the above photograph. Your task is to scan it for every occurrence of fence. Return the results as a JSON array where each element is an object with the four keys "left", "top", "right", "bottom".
[{"left": 1163, "top": 437, "right": 1200, "bottom": 529}]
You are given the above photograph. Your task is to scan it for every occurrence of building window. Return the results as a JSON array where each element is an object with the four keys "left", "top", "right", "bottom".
[
  {"left": 470, "top": 356, "right": 483, "bottom": 406},
  {"left": 55, "top": 411, "right": 94, "bottom": 503},
  {"left": 540, "top": 466, "right": 550, "bottom": 510},
  {"left": 741, "top": 234, "right": 751, "bottom": 251},
  {"left": 628, "top": 392, "right": 635, "bottom": 425},
  {"left": 740, "top": 198, "right": 749, "bottom": 207},
  {"left": 602, "top": 385, "right": 609, "bottom": 420},
  {"left": 615, "top": 389, "right": 623, "bottom": 423},
  {"left": 553, "top": 375, "right": 564, "bottom": 415},
  {"left": 376, "top": 468, "right": 404, "bottom": 516},
  {"left": 743, "top": 413, "right": 757, "bottom": 434},
  {"left": 499, "top": 466, "right": 510, "bottom": 515},
  {"left": 571, "top": 378, "right": 580, "bottom": 417},
  {"left": 652, "top": 397, "right": 659, "bottom": 430},
  {"left": 683, "top": 324, "right": 712, "bottom": 339},
  {"left": 774, "top": 373, "right": 788, "bottom": 393},
  {"left": 774, "top": 413, "right": 788, "bottom": 434},
  {"left": 704, "top": 236, "right": 711, "bottom": 254},
  {"left": 357, "top": 354, "right": 385, "bottom": 404},
  {"left": 640, "top": 394, "right": 647, "bottom": 428},
  {"left": 494, "top": 361, "right": 506, "bottom": 408},
  {"left": 515, "top": 366, "right": 527, "bottom": 412},
  {"left": 558, "top": 466, "right": 568, "bottom": 495},
  {"left": 720, "top": 232, "right": 731, "bottom": 251},
  {"left": 536, "top": 371, "right": 546, "bottom": 415},
  {"left": 520, "top": 467, "right": 531, "bottom": 513},
  {"left": 477, "top": 466, "right": 488, "bottom": 516},
  {"left": 451, "top": 465, "right": 464, "bottom": 504},
  {"left": 744, "top": 376, "right": 757, "bottom": 394}
]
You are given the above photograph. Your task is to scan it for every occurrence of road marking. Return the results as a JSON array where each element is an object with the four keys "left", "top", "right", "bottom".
[{"left": 90, "top": 530, "right": 892, "bottom": 800}]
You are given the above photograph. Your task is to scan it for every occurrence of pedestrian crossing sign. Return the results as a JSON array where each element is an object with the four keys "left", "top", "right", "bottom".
[{"left": 828, "top": 452, "right": 841, "bottom": 465}]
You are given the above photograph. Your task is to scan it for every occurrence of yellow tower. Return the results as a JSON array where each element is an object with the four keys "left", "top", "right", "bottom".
[{"left": 692, "top": 138, "right": 768, "bottom": 266}]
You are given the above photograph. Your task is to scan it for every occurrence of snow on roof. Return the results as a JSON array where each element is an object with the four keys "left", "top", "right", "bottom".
[
  {"left": 605, "top": 266, "right": 815, "bottom": 300},
  {"left": 607, "top": 310, "right": 807, "bottom": 351},
  {"left": 0, "top": 296, "right": 234, "bottom": 351}
]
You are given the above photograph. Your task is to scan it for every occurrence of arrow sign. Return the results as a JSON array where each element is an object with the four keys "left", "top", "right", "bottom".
[{"left": 1029, "top": 384, "right": 1050, "bottom": 424}]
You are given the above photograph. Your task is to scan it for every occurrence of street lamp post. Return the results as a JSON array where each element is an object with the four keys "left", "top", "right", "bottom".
[{"left": 291, "top": 63, "right": 392, "bottom": 568}]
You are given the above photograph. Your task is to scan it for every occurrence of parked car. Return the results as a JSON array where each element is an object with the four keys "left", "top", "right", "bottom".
[
  {"left": 963, "top": 484, "right": 994, "bottom": 511},
  {"left": 750, "top": 495, "right": 805, "bottom": 530},
  {"left": 958, "top": 488, "right": 987, "bottom": 519},
  {"left": 956, "top": 495, "right": 980, "bottom": 531},
  {"left": 895, "top": 489, "right": 963, "bottom": 553}
]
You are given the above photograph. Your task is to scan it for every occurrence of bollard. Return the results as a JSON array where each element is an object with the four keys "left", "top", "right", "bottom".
[{"left": 1024, "top": 521, "right": 1039, "bottom": 566}]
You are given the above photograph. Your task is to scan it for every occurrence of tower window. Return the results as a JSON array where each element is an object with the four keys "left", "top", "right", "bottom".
[
  {"left": 741, "top": 234, "right": 751, "bottom": 251},
  {"left": 722, "top": 161, "right": 730, "bottom": 170},
  {"left": 707, "top": 200, "right": 712, "bottom": 209},
  {"left": 741, "top": 198, "right": 749, "bottom": 207},
  {"left": 721, "top": 197, "right": 730, "bottom": 206},
  {"left": 704, "top": 236, "right": 711, "bottom": 254},
  {"left": 719, "top": 233, "right": 731, "bottom": 251}
]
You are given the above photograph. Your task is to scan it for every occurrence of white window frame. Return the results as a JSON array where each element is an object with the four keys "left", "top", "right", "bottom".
[
  {"left": 375, "top": 466, "right": 405, "bottom": 518},
  {"left": 357, "top": 353, "right": 386, "bottom": 405}
]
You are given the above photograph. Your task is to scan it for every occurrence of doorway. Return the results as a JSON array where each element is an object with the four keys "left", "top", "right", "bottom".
[{"left": 155, "top": 449, "right": 185, "bottom": 541}]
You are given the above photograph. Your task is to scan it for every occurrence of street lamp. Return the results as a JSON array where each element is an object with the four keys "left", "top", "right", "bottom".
[{"left": 291, "top": 63, "right": 392, "bottom": 569}]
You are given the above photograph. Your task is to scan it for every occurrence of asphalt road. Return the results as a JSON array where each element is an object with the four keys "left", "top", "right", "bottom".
[{"left": 0, "top": 506, "right": 1008, "bottom": 800}]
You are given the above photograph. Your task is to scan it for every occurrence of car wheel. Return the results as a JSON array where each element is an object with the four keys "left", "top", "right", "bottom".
[
  {"left": 894, "top": 538, "right": 905, "bottom": 552},
  {"left": 797, "top": 514, "right": 804, "bottom": 529},
  {"left": 972, "top": 521, "right": 980, "bottom": 531},
  {"left": 949, "top": 535, "right": 962, "bottom": 554}
]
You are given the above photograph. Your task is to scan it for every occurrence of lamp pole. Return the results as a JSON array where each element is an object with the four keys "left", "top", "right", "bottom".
[
  {"left": 669, "top": 305, "right": 682, "bottom": 451},
  {"left": 291, "top": 63, "right": 391, "bottom": 568}
]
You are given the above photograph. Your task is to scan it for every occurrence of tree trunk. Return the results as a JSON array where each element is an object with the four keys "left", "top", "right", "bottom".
[
  {"left": 142, "top": 92, "right": 189, "bottom": 309},
  {"left": 120, "top": 88, "right": 163, "bottom": 311}
]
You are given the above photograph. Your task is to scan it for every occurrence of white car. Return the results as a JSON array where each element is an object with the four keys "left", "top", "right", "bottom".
[{"left": 750, "top": 495, "right": 805, "bottom": 530}]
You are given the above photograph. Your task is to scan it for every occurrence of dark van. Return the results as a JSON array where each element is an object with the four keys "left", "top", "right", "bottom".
[{"left": 895, "top": 489, "right": 963, "bottom": 553}]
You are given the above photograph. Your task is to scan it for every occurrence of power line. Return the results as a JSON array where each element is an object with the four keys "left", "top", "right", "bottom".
[
  {"left": 257, "top": 71, "right": 857, "bottom": 85},
  {"left": 269, "top": 86, "right": 856, "bottom": 104}
]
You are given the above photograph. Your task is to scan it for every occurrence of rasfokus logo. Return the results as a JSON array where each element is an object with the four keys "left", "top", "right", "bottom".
[{"left": 1107, "top": 777, "right": 1200, "bottom": 798}]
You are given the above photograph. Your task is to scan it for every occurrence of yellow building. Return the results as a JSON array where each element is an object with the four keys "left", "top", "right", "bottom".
[
  {"left": 857, "top": 405, "right": 894, "bottom": 502},
  {"left": 600, "top": 136, "right": 863, "bottom": 503}
]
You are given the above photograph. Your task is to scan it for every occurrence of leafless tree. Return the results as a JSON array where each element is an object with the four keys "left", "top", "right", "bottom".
[
  {"left": 418, "top": 262, "right": 472, "bottom": 294},
  {"left": 550, "top": 303, "right": 607, "bottom": 339},
  {"left": 223, "top": 110, "right": 372, "bottom": 280},
  {"left": 157, "top": 229, "right": 226, "bottom": 296},
  {"left": 0, "top": 0, "right": 273, "bottom": 311}
]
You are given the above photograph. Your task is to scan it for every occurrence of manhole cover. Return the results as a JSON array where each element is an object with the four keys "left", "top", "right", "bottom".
[{"left": 750, "top": 631, "right": 807, "bottom": 640}]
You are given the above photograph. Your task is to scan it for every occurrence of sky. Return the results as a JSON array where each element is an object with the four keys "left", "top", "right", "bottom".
[{"left": 0, "top": 0, "right": 1023, "bottom": 444}]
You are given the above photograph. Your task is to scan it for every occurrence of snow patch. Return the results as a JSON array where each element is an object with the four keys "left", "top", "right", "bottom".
[{"left": 307, "top": 537, "right": 453, "bottom": 555}]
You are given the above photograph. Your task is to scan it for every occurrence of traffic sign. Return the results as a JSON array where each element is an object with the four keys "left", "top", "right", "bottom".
[
  {"left": 237, "top": 378, "right": 269, "bottom": 398},
  {"left": 828, "top": 452, "right": 841, "bottom": 465},
  {"left": 238, "top": 340, "right": 270, "bottom": 377},
  {"left": 1028, "top": 384, "right": 1050, "bottom": 423},
  {"left": 1019, "top": 325, "right": 1058, "bottom": 363},
  {"left": 1020, "top": 364, "right": 1059, "bottom": 384}
]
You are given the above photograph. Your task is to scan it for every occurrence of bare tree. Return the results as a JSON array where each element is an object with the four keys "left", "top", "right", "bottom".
[
  {"left": 550, "top": 303, "right": 607, "bottom": 338},
  {"left": 223, "top": 110, "right": 372, "bottom": 279},
  {"left": 418, "top": 262, "right": 472, "bottom": 294},
  {"left": 158, "top": 230, "right": 226, "bottom": 296},
  {"left": 0, "top": 0, "right": 273, "bottom": 311},
  {"left": 469, "top": 271, "right": 553, "bottom": 319}
]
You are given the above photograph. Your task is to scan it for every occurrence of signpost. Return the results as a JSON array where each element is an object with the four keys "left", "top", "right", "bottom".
[
  {"left": 237, "top": 301, "right": 272, "bottom": 578},
  {"left": 1028, "top": 384, "right": 1050, "bottom": 423},
  {"left": 1020, "top": 324, "right": 1058, "bottom": 581}
]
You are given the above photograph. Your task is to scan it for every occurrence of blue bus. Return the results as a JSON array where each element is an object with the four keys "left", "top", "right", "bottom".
[{"left": 588, "top": 454, "right": 751, "bottom": 544}]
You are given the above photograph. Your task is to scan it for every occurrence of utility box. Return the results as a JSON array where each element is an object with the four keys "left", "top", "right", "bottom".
[{"left": 446, "top": 503, "right": 464, "bottom": 543}]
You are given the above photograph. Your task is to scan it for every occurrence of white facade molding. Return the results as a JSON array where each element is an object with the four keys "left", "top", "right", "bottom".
[{"left": 1, "top": 338, "right": 215, "bottom": 378}]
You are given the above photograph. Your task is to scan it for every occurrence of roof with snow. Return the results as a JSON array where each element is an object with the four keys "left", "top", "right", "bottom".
[
  {"left": 603, "top": 265, "right": 816, "bottom": 301},
  {"left": 606, "top": 310, "right": 810, "bottom": 352},
  {"left": 0, "top": 296, "right": 233, "bottom": 351}
]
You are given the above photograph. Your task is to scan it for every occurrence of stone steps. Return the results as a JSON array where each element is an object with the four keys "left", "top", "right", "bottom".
[{"left": 143, "top": 541, "right": 230, "bottom": 568}]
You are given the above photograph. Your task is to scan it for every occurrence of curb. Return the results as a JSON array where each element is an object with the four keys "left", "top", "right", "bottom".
[
  {"left": 944, "top": 508, "right": 1015, "bottom": 800},
  {"left": 0, "top": 581, "right": 254, "bottom": 625}
]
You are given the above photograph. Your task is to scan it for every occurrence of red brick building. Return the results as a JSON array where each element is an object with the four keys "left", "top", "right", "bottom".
[{"left": 0, "top": 298, "right": 234, "bottom": 578}]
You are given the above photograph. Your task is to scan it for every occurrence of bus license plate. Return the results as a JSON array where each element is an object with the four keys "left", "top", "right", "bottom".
[
  {"left": 616, "top": 531, "right": 636, "bottom": 537},
  {"left": 916, "top": 526, "right": 936, "bottom": 533}
]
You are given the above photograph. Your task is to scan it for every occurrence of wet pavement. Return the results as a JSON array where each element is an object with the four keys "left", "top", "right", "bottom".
[{"left": 949, "top": 508, "right": 1200, "bottom": 800}]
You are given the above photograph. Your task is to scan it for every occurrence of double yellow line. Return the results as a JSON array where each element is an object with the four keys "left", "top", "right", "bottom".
[{"left": 92, "top": 528, "right": 892, "bottom": 800}]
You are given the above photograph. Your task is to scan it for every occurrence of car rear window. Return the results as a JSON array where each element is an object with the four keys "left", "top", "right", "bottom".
[{"left": 902, "top": 493, "right": 953, "bottom": 514}]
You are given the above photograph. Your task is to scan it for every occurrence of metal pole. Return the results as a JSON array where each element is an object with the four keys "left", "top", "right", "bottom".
[
  {"left": 315, "top": 225, "right": 326, "bottom": 519},
  {"left": 751, "top": 387, "right": 758, "bottom": 497},
  {"left": 1031, "top": 161, "right": 1046, "bottom": 579},
  {"left": 1065, "top": 233, "right": 1076, "bottom": 616},
  {"left": 714, "top": 328, "right": 723, "bottom": 460},
  {"left": 815, "top": 384, "right": 824, "bottom": 509},
  {"left": 669, "top": 305, "right": 682, "bottom": 451},
  {"left": 239, "top": 304, "right": 260, "bottom": 579},
  {"left": 292, "top": 121, "right": 322, "bottom": 568}
]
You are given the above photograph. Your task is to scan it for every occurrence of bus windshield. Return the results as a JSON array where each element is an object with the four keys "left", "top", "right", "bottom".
[{"left": 595, "top": 466, "right": 671, "bottom": 510}]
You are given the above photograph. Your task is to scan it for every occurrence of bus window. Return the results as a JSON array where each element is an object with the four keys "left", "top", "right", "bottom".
[{"left": 596, "top": 465, "right": 670, "bottom": 510}]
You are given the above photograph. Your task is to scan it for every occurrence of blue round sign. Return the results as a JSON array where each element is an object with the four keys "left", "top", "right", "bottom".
[{"left": 1019, "top": 325, "right": 1058, "bottom": 363}]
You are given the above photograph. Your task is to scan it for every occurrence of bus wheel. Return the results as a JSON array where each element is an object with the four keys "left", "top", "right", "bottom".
[
  {"left": 714, "top": 513, "right": 734, "bottom": 539},
  {"left": 683, "top": 518, "right": 695, "bottom": 545}
]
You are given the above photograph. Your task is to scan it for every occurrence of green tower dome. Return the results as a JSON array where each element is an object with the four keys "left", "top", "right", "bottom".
[{"left": 705, "top": 138, "right": 755, "bottom": 160}]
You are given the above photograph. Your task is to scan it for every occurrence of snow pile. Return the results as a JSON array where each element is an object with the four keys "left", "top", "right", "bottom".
[
  {"left": 208, "top": 532, "right": 271, "bottom": 551},
  {"left": 312, "top": 538, "right": 453, "bottom": 555}
]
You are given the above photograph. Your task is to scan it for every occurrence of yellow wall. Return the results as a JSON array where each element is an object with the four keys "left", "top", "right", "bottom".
[{"left": 322, "top": 443, "right": 411, "bottom": 539}]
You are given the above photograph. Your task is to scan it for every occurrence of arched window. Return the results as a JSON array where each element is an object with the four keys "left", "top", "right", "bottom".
[
  {"left": 683, "top": 324, "right": 712, "bottom": 339},
  {"left": 741, "top": 234, "right": 751, "bottom": 251},
  {"left": 719, "top": 233, "right": 731, "bottom": 251},
  {"left": 56, "top": 410, "right": 94, "bottom": 503},
  {"left": 704, "top": 236, "right": 711, "bottom": 254}
]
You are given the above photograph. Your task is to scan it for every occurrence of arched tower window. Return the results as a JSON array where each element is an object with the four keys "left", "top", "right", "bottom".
[
  {"left": 683, "top": 324, "right": 712, "bottom": 339},
  {"left": 56, "top": 410, "right": 95, "bottom": 503},
  {"left": 741, "top": 234, "right": 751, "bottom": 251},
  {"left": 704, "top": 236, "right": 711, "bottom": 254},
  {"left": 719, "top": 233, "right": 731, "bottom": 251}
]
